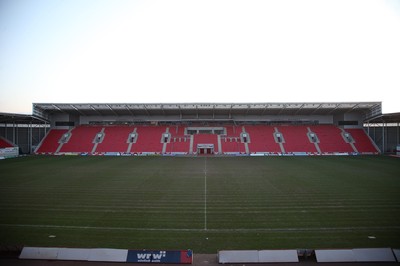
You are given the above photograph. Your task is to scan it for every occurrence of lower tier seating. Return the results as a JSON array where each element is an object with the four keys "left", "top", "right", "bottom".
[{"left": 35, "top": 124, "right": 379, "bottom": 155}]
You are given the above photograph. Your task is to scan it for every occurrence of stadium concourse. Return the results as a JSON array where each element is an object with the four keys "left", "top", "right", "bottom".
[{"left": 29, "top": 102, "right": 383, "bottom": 156}]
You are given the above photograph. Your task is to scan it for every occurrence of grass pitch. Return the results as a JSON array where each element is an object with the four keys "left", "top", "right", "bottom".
[{"left": 0, "top": 155, "right": 399, "bottom": 253}]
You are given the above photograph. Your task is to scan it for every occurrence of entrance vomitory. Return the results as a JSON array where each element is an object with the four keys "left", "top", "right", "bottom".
[{"left": 197, "top": 144, "right": 214, "bottom": 155}]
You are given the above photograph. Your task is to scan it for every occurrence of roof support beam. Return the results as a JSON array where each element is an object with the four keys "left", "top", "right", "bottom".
[
  {"left": 294, "top": 104, "right": 305, "bottom": 115},
  {"left": 106, "top": 104, "right": 118, "bottom": 116},
  {"left": 70, "top": 105, "right": 86, "bottom": 116},
  {"left": 277, "top": 105, "right": 288, "bottom": 115},
  {"left": 143, "top": 105, "right": 150, "bottom": 116},
  {"left": 261, "top": 105, "right": 269, "bottom": 115},
  {"left": 310, "top": 104, "right": 323, "bottom": 115},
  {"left": 125, "top": 105, "right": 135, "bottom": 116},
  {"left": 328, "top": 104, "right": 341, "bottom": 114},
  {"left": 246, "top": 105, "right": 250, "bottom": 115},
  {"left": 52, "top": 104, "right": 63, "bottom": 112},
  {"left": 89, "top": 105, "right": 102, "bottom": 115}
]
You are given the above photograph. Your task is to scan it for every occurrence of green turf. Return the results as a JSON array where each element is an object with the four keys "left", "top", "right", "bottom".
[{"left": 0, "top": 155, "right": 399, "bottom": 253}]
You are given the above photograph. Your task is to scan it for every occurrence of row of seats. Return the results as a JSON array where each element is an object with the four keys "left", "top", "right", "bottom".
[{"left": 35, "top": 125, "right": 379, "bottom": 155}]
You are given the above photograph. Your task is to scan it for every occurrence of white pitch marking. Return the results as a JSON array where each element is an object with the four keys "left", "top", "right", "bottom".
[{"left": 204, "top": 157, "right": 207, "bottom": 230}]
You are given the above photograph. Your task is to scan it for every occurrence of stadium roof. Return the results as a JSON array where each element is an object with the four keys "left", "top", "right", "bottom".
[
  {"left": 0, "top": 112, "right": 48, "bottom": 125},
  {"left": 366, "top": 112, "right": 400, "bottom": 124},
  {"left": 33, "top": 102, "right": 382, "bottom": 121}
]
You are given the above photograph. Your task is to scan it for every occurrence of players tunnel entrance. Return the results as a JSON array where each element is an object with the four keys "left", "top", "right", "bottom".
[{"left": 197, "top": 144, "right": 214, "bottom": 155}]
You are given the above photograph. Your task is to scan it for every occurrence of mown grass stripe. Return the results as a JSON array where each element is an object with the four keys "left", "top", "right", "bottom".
[{"left": 1, "top": 223, "right": 399, "bottom": 232}]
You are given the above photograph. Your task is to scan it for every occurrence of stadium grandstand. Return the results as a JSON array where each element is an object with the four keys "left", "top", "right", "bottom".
[{"left": 1, "top": 102, "right": 399, "bottom": 157}]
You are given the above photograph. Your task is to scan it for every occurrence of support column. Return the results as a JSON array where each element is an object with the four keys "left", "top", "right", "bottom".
[
  {"left": 382, "top": 123, "right": 385, "bottom": 154},
  {"left": 29, "top": 122, "right": 32, "bottom": 154}
]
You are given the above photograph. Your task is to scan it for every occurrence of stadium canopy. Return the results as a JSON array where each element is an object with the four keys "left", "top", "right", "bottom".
[
  {"left": 365, "top": 112, "right": 400, "bottom": 124},
  {"left": 0, "top": 112, "right": 49, "bottom": 125},
  {"left": 33, "top": 102, "right": 382, "bottom": 121}
]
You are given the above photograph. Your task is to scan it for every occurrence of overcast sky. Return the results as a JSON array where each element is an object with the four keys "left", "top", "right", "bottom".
[{"left": 1, "top": 0, "right": 399, "bottom": 114}]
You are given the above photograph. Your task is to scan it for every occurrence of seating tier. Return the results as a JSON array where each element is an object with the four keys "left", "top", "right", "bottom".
[
  {"left": 36, "top": 129, "right": 68, "bottom": 154},
  {"left": 60, "top": 126, "right": 103, "bottom": 153},
  {"left": 166, "top": 126, "right": 190, "bottom": 154},
  {"left": 32, "top": 124, "right": 378, "bottom": 155},
  {"left": 277, "top": 126, "right": 317, "bottom": 153},
  {"left": 346, "top": 128, "right": 379, "bottom": 153},
  {"left": 130, "top": 126, "right": 166, "bottom": 153},
  {"left": 244, "top": 125, "right": 282, "bottom": 153},
  {"left": 96, "top": 126, "right": 133, "bottom": 153},
  {"left": 310, "top": 125, "right": 354, "bottom": 153}
]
